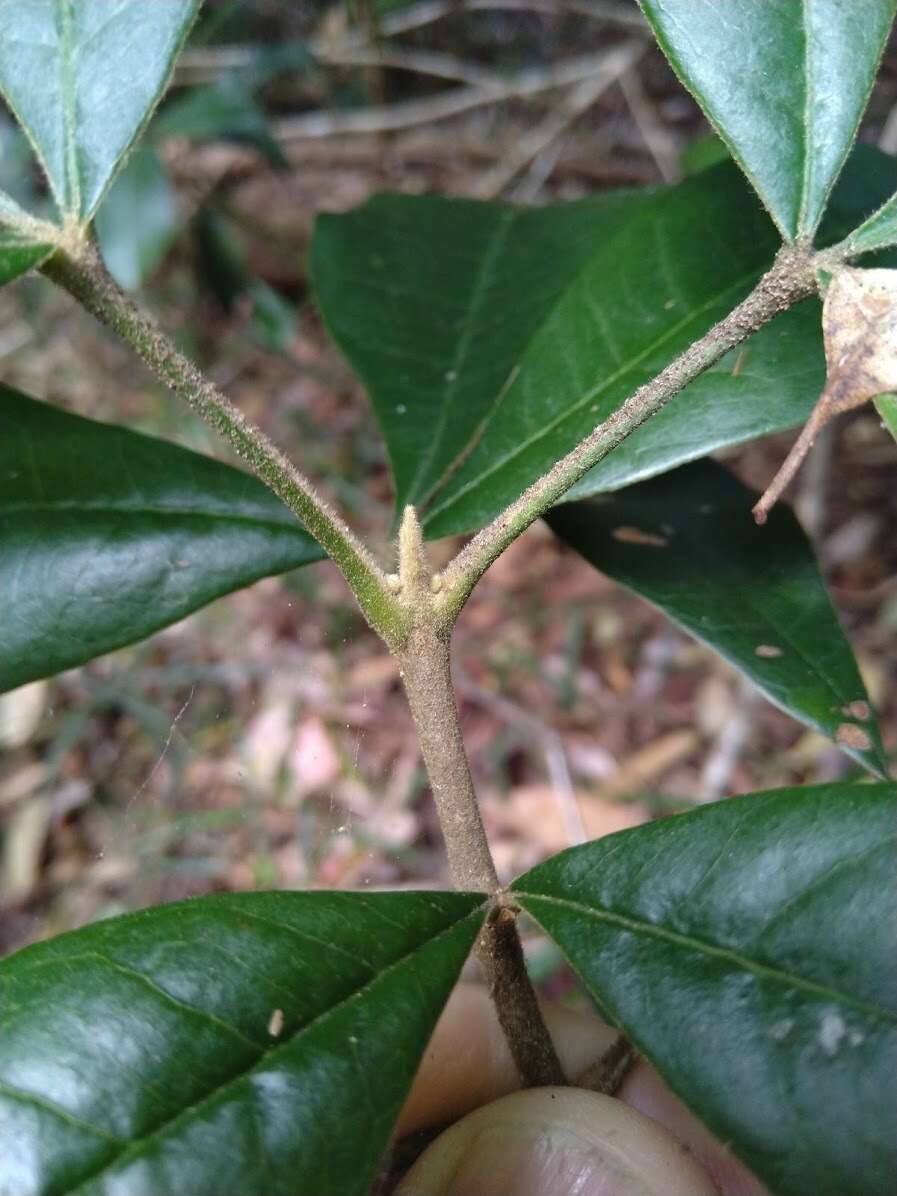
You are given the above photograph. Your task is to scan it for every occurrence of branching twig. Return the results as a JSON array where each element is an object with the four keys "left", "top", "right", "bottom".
[
  {"left": 435, "top": 244, "right": 822, "bottom": 626},
  {"left": 40, "top": 242, "right": 406, "bottom": 647},
  {"left": 752, "top": 385, "right": 870, "bottom": 525}
]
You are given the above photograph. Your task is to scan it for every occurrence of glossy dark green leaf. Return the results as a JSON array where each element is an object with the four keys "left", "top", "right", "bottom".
[
  {"left": 639, "top": 0, "right": 895, "bottom": 241},
  {"left": 0, "top": 386, "right": 324, "bottom": 692},
  {"left": 0, "top": 889, "right": 485, "bottom": 1196},
  {"left": 514, "top": 782, "right": 897, "bottom": 1196},
  {"left": 95, "top": 146, "right": 179, "bottom": 290},
  {"left": 0, "top": 227, "right": 52, "bottom": 287},
  {"left": 313, "top": 164, "right": 815, "bottom": 539},
  {"left": 314, "top": 151, "right": 897, "bottom": 539},
  {"left": 0, "top": 0, "right": 199, "bottom": 220},
  {"left": 547, "top": 460, "right": 887, "bottom": 775}
]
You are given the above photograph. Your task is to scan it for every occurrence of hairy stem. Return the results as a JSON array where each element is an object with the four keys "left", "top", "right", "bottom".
[
  {"left": 396, "top": 508, "right": 565, "bottom": 1087},
  {"left": 41, "top": 242, "right": 406, "bottom": 646},
  {"left": 399, "top": 625, "right": 566, "bottom": 1087},
  {"left": 435, "top": 243, "right": 821, "bottom": 626}
]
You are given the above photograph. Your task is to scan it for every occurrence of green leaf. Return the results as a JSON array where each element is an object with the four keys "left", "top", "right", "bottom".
[
  {"left": 0, "top": 0, "right": 200, "bottom": 220},
  {"left": 314, "top": 150, "right": 897, "bottom": 539},
  {"left": 248, "top": 280, "right": 298, "bottom": 354},
  {"left": 546, "top": 460, "right": 887, "bottom": 775},
  {"left": 875, "top": 393, "right": 897, "bottom": 441},
  {"left": 191, "top": 208, "right": 296, "bottom": 351},
  {"left": 513, "top": 782, "right": 897, "bottom": 1196},
  {"left": 95, "top": 146, "right": 179, "bottom": 290},
  {"left": 0, "top": 386, "right": 324, "bottom": 692},
  {"left": 679, "top": 133, "right": 728, "bottom": 177},
  {"left": 846, "top": 192, "right": 897, "bottom": 255},
  {"left": 566, "top": 301, "right": 824, "bottom": 501},
  {"left": 315, "top": 163, "right": 816, "bottom": 538},
  {"left": 154, "top": 83, "right": 287, "bottom": 168},
  {"left": 0, "top": 227, "right": 53, "bottom": 287},
  {"left": 0, "top": 890, "right": 485, "bottom": 1196},
  {"left": 638, "top": 0, "right": 896, "bottom": 241}
]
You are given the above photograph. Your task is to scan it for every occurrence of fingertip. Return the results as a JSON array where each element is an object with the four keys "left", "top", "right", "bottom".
[{"left": 395, "top": 1088, "right": 720, "bottom": 1196}]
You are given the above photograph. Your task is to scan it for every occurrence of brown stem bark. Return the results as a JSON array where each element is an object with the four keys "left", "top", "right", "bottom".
[{"left": 398, "top": 622, "right": 566, "bottom": 1088}]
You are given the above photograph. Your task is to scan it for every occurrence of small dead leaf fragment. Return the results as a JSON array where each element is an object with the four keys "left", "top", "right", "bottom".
[
  {"left": 268, "top": 1008, "right": 284, "bottom": 1037},
  {"left": 612, "top": 526, "right": 669, "bottom": 547},
  {"left": 755, "top": 644, "right": 783, "bottom": 659},
  {"left": 823, "top": 269, "right": 897, "bottom": 403},
  {"left": 754, "top": 266, "right": 897, "bottom": 523},
  {"left": 836, "top": 723, "right": 872, "bottom": 751}
]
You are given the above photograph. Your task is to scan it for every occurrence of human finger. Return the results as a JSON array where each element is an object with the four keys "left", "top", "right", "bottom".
[{"left": 395, "top": 1087, "right": 720, "bottom": 1196}]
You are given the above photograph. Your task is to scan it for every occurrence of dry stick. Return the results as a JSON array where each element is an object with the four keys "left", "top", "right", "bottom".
[
  {"left": 275, "top": 50, "right": 646, "bottom": 141},
  {"left": 174, "top": 2, "right": 642, "bottom": 85},
  {"left": 435, "top": 243, "right": 823, "bottom": 627},
  {"left": 473, "top": 41, "right": 645, "bottom": 199},
  {"left": 173, "top": 0, "right": 642, "bottom": 81},
  {"left": 316, "top": 44, "right": 500, "bottom": 89},
  {"left": 752, "top": 384, "right": 871, "bottom": 525},
  {"left": 395, "top": 508, "right": 566, "bottom": 1088},
  {"left": 40, "top": 243, "right": 405, "bottom": 648},
  {"left": 618, "top": 67, "right": 681, "bottom": 184}
]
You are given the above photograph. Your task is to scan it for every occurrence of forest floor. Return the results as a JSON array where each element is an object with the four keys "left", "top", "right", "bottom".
[{"left": 1, "top": 0, "right": 895, "bottom": 966}]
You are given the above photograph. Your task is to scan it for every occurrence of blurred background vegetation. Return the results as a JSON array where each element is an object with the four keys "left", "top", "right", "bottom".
[{"left": 1, "top": 0, "right": 895, "bottom": 971}]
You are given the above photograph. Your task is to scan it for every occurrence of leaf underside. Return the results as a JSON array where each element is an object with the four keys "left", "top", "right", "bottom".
[
  {"left": 639, "top": 0, "right": 896, "bottom": 241},
  {"left": 0, "top": 386, "right": 324, "bottom": 692},
  {"left": 0, "top": 0, "right": 199, "bottom": 220},
  {"left": 546, "top": 459, "right": 888, "bottom": 776},
  {"left": 514, "top": 782, "right": 897, "bottom": 1196},
  {"left": 0, "top": 890, "right": 486, "bottom": 1196},
  {"left": 95, "top": 146, "right": 179, "bottom": 290}
]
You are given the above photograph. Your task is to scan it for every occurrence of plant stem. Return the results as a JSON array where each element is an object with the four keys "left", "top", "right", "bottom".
[
  {"left": 435, "top": 243, "right": 821, "bottom": 627},
  {"left": 41, "top": 242, "right": 406, "bottom": 647},
  {"left": 396, "top": 508, "right": 565, "bottom": 1087},
  {"left": 399, "top": 626, "right": 566, "bottom": 1087}
]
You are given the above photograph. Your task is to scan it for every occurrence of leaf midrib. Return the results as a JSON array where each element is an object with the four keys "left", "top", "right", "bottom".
[
  {"left": 515, "top": 889, "right": 897, "bottom": 1022},
  {"left": 402, "top": 191, "right": 659, "bottom": 520},
  {"left": 59, "top": 0, "right": 80, "bottom": 216},
  {"left": 405, "top": 206, "right": 518, "bottom": 508},
  {"left": 62, "top": 902, "right": 487, "bottom": 1194}
]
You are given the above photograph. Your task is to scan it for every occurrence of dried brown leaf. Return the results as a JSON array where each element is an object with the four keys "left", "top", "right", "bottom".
[{"left": 754, "top": 266, "right": 897, "bottom": 522}]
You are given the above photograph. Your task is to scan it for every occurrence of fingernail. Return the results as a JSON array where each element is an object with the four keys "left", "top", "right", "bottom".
[
  {"left": 441, "top": 1122, "right": 648, "bottom": 1196},
  {"left": 396, "top": 1089, "right": 719, "bottom": 1196}
]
